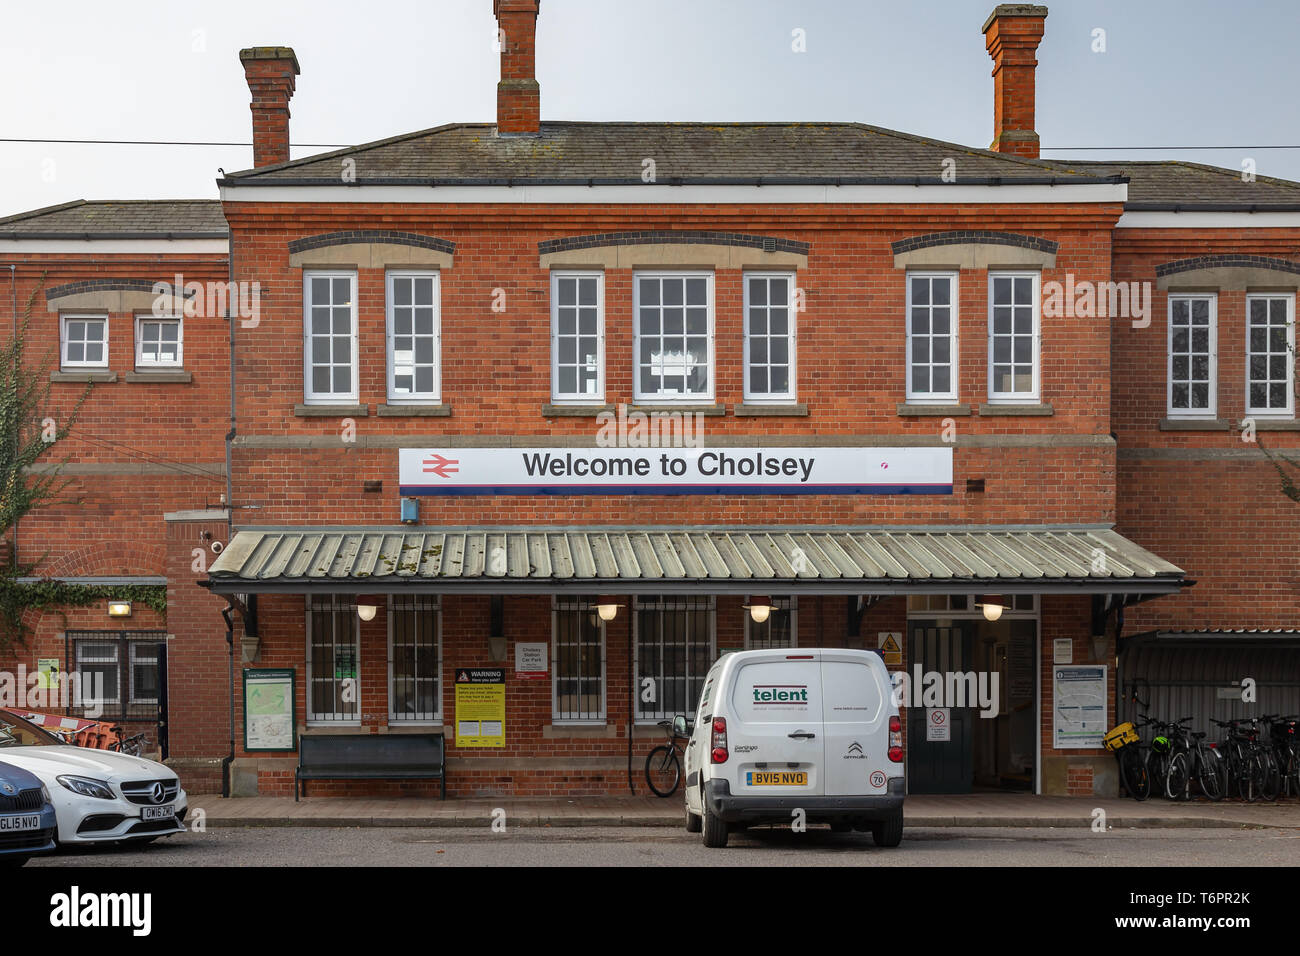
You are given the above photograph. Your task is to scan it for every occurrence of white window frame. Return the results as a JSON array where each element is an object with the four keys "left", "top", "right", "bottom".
[
  {"left": 303, "top": 270, "right": 359, "bottom": 405},
  {"left": 1166, "top": 293, "right": 1218, "bottom": 419},
  {"left": 742, "top": 271, "right": 798, "bottom": 404},
  {"left": 743, "top": 595, "right": 798, "bottom": 649},
  {"left": 905, "top": 593, "right": 1039, "bottom": 618},
  {"left": 386, "top": 594, "right": 442, "bottom": 724},
  {"left": 60, "top": 313, "right": 109, "bottom": 369},
  {"left": 385, "top": 270, "right": 442, "bottom": 405},
  {"left": 1245, "top": 292, "right": 1295, "bottom": 419},
  {"left": 551, "top": 597, "right": 608, "bottom": 724},
  {"left": 906, "top": 271, "right": 959, "bottom": 403},
  {"left": 75, "top": 639, "right": 120, "bottom": 706},
  {"left": 128, "top": 642, "right": 161, "bottom": 705},
  {"left": 633, "top": 271, "right": 715, "bottom": 404},
  {"left": 550, "top": 271, "right": 606, "bottom": 404},
  {"left": 632, "top": 595, "right": 716, "bottom": 723},
  {"left": 987, "top": 271, "right": 1041, "bottom": 403},
  {"left": 305, "top": 594, "right": 361, "bottom": 725},
  {"left": 134, "top": 313, "right": 183, "bottom": 369}
]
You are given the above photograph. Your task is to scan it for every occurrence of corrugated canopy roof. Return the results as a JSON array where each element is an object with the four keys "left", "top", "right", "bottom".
[{"left": 204, "top": 526, "right": 1185, "bottom": 595}]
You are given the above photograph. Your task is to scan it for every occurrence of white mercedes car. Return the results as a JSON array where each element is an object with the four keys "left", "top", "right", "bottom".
[{"left": 0, "top": 710, "right": 187, "bottom": 846}]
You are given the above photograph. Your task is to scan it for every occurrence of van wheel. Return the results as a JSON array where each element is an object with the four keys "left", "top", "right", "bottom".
[
  {"left": 702, "top": 798, "right": 729, "bottom": 848},
  {"left": 685, "top": 805, "right": 702, "bottom": 833},
  {"left": 870, "top": 811, "right": 904, "bottom": 848}
]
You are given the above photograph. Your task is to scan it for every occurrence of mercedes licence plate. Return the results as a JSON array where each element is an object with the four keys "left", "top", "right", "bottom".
[
  {"left": 0, "top": 813, "right": 41, "bottom": 832},
  {"left": 746, "top": 771, "right": 807, "bottom": 786},
  {"left": 141, "top": 805, "right": 175, "bottom": 821}
]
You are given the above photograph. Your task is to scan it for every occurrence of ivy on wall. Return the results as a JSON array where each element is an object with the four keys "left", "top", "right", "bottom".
[{"left": 0, "top": 579, "right": 168, "bottom": 650}]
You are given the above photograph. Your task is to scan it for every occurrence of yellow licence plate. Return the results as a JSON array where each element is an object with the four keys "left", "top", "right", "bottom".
[{"left": 747, "top": 771, "right": 807, "bottom": 786}]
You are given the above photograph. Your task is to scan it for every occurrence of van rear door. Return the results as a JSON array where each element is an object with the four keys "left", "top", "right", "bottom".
[
  {"left": 820, "top": 653, "right": 890, "bottom": 797},
  {"left": 726, "top": 652, "right": 825, "bottom": 797}
]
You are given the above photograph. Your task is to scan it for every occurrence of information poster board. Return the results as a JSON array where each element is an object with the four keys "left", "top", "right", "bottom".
[
  {"left": 36, "top": 658, "right": 60, "bottom": 691},
  {"left": 243, "top": 668, "right": 296, "bottom": 752},
  {"left": 455, "top": 668, "right": 505, "bottom": 748},
  {"left": 1053, "top": 665, "right": 1108, "bottom": 750}
]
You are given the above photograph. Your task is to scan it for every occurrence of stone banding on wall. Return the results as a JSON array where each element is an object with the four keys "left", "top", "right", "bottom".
[
  {"left": 537, "top": 230, "right": 809, "bottom": 269},
  {"left": 288, "top": 230, "right": 456, "bottom": 269},
  {"left": 1155, "top": 254, "right": 1300, "bottom": 290},
  {"left": 891, "top": 230, "right": 1058, "bottom": 269}
]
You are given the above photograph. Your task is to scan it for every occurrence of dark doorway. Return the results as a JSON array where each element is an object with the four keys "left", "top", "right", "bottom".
[{"left": 906, "top": 622, "right": 975, "bottom": 793}]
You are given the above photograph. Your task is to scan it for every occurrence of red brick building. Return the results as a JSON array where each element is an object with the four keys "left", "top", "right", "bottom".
[{"left": 3, "top": 3, "right": 1296, "bottom": 798}]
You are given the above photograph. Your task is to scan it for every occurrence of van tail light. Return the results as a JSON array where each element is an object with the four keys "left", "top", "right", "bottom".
[
  {"left": 710, "top": 717, "right": 728, "bottom": 764},
  {"left": 888, "top": 715, "right": 903, "bottom": 763}
]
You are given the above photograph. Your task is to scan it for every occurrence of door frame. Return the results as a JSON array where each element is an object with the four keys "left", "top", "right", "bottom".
[{"left": 903, "top": 595, "right": 1042, "bottom": 795}]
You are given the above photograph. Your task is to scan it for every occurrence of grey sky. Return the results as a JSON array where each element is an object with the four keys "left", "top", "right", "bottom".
[{"left": 2, "top": 0, "right": 1298, "bottom": 217}]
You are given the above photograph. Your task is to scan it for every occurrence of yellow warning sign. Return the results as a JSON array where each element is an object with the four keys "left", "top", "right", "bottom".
[
  {"left": 877, "top": 632, "right": 902, "bottom": 666},
  {"left": 454, "top": 668, "right": 506, "bottom": 748}
]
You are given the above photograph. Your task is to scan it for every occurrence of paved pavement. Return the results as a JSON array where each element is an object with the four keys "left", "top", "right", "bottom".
[
  {"left": 186, "top": 792, "right": 1300, "bottom": 829},
  {"left": 29, "top": 824, "right": 1300, "bottom": 867}
]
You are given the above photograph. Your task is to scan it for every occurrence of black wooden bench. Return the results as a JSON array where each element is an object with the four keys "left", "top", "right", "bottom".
[{"left": 295, "top": 733, "right": 446, "bottom": 800}]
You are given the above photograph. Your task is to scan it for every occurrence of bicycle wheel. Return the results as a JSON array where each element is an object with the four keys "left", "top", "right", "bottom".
[
  {"left": 644, "top": 746, "right": 681, "bottom": 797},
  {"left": 1197, "top": 748, "right": 1223, "bottom": 801},
  {"left": 1119, "top": 747, "right": 1150, "bottom": 801},
  {"left": 1259, "top": 751, "right": 1281, "bottom": 802},
  {"left": 1165, "top": 751, "right": 1189, "bottom": 801},
  {"left": 1146, "top": 751, "right": 1168, "bottom": 799}
]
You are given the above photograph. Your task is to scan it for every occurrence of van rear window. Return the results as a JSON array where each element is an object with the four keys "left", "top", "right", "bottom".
[
  {"left": 730, "top": 661, "right": 821, "bottom": 723},
  {"left": 821, "top": 661, "right": 884, "bottom": 720}
]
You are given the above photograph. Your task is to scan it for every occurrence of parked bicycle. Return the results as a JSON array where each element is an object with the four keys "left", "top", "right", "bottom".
[
  {"left": 109, "top": 732, "right": 149, "bottom": 757},
  {"left": 1104, "top": 718, "right": 1150, "bottom": 800},
  {"left": 1162, "top": 716, "right": 1224, "bottom": 801},
  {"left": 644, "top": 716, "right": 692, "bottom": 797},
  {"left": 1262, "top": 714, "right": 1300, "bottom": 798}
]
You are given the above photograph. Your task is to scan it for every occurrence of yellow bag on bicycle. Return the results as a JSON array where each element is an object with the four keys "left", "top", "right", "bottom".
[{"left": 1104, "top": 722, "right": 1139, "bottom": 752}]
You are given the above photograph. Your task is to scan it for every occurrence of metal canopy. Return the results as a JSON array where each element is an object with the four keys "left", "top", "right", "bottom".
[{"left": 202, "top": 525, "right": 1186, "bottom": 596}]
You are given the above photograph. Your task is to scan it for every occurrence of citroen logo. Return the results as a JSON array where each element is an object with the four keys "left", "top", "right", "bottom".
[
  {"left": 150, "top": 782, "right": 167, "bottom": 805},
  {"left": 846, "top": 742, "right": 864, "bottom": 755}
]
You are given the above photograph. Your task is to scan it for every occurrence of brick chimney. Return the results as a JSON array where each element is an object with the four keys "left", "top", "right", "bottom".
[
  {"left": 494, "top": 0, "right": 541, "bottom": 135},
  {"left": 240, "top": 46, "right": 300, "bottom": 167},
  {"left": 982, "top": 5, "right": 1048, "bottom": 158}
]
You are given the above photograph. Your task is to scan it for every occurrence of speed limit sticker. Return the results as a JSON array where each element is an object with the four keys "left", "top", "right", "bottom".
[{"left": 869, "top": 770, "right": 886, "bottom": 788}]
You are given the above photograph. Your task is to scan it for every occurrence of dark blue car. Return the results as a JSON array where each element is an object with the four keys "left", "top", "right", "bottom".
[{"left": 0, "top": 761, "right": 57, "bottom": 866}]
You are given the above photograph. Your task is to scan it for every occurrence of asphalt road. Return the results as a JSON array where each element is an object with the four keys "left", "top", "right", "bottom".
[{"left": 25, "top": 824, "right": 1300, "bottom": 866}]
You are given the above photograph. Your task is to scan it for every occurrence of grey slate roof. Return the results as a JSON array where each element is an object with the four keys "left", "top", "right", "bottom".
[
  {"left": 1051, "top": 159, "right": 1300, "bottom": 210},
  {"left": 0, "top": 199, "right": 228, "bottom": 239},
  {"left": 217, "top": 121, "right": 1119, "bottom": 186},
  {"left": 205, "top": 525, "right": 1185, "bottom": 595}
]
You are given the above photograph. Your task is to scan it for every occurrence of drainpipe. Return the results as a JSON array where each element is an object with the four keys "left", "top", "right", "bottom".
[
  {"left": 627, "top": 613, "right": 635, "bottom": 795},
  {"left": 221, "top": 603, "right": 236, "bottom": 797},
  {"left": 7, "top": 264, "right": 17, "bottom": 569}
]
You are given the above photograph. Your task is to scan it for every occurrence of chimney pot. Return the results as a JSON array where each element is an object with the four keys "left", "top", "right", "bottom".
[
  {"left": 240, "top": 46, "right": 300, "bottom": 168},
  {"left": 494, "top": 0, "right": 541, "bottom": 135},
  {"left": 982, "top": 5, "right": 1048, "bottom": 159}
]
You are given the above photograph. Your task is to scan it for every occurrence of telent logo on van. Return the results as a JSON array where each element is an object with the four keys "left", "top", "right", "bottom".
[{"left": 752, "top": 685, "right": 809, "bottom": 703}]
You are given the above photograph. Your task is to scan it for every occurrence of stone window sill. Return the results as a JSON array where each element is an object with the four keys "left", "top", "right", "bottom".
[
  {"left": 979, "top": 403, "right": 1054, "bottom": 417},
  {"left": 541, "top": 403, "right": 614, "bottom": 417},
  {"left": 733, "top": 403, "right": 809, "bottom": 417},
  {"left": 1159, "top": 417, "right": 1230, "bottom": 431},
  {"left": 294, "top": 404, "right": 369, "bottom": 417},
  {"left": 629, "top": 403, "right": 726, "bottom": 416},
  {"left": 1246, "top": 417, "right": 1300, "bottom": 431},
  {"left": 897, "top": 403, "right": 971, "bottom": 417},
  {"left": 51, "top": 370, "right": 116, "bottom": 383},
  {"left": 542, "top": 723, "right": 616, "bottom": 739},
  {"left": 126, "top": 370, "right": 192, "bottom": 383},
  {"left": 375, "top": 403, "right": 452, "bottom": 417}
]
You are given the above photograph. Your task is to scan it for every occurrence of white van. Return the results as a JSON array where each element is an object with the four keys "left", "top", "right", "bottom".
[{"left": 679, "top": 648, "right": 904, "bottom": 848}]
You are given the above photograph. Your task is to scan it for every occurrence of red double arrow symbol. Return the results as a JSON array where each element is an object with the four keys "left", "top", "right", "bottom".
[{"left": 422, "top": 454, "right": 460, "bottom": 478}]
